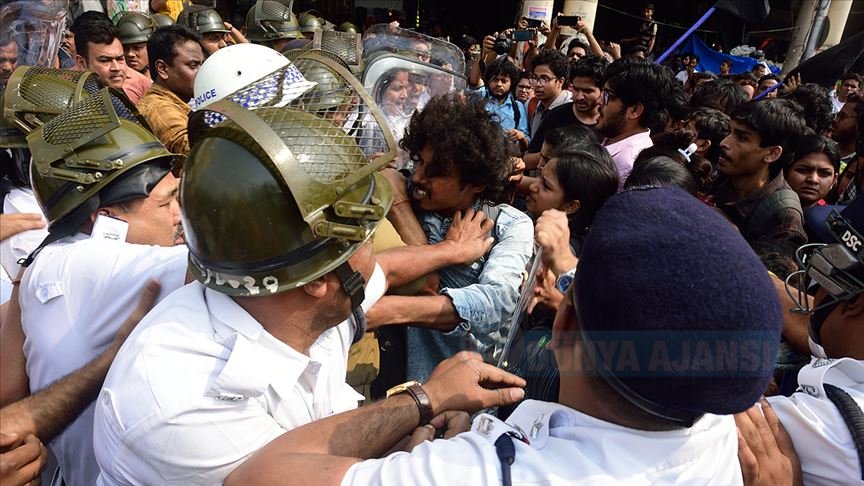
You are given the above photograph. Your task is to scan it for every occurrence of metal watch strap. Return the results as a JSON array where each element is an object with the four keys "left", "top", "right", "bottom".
[{"left": 405, "top": 383, "right": 434, "bottom": 426}]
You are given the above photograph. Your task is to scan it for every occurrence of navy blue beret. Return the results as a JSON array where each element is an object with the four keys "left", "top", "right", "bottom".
[{"left": 575, "top": 187, "right": 782, "bottom": 417}]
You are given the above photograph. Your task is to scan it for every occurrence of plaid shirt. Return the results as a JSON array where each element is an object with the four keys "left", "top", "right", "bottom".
[
  {"left": 713, "top": 172, "right": 808, "bottom": 247},
  {"left": 137, "top": 83, "right": 192, "bottom": 155}
]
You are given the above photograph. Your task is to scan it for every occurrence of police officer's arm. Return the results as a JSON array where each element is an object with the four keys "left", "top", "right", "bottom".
[
  {"left": 0, "top": 283, "right": 30, "bottom": 408},
  {"left": 225, "top": 352, "right": 526, "bottom": 486},
  {"left": 0, "top": 281, "right": 160, "bottom": 442},
  {"left": 376, "top": 208, "right": 494, "bottom": 289}
]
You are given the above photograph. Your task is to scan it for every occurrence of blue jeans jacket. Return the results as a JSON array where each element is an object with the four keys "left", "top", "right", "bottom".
[{"left": 406, "top": 202, "right": 534, "bottom": 381}]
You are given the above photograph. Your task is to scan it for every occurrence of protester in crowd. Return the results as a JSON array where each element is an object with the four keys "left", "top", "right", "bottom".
[
  {"left": 675, "top": 52, "right": 698, "bottom": 85},
  {"left": 92, "top": 94, "right": 526, "bottom": 484},
  {"left": 735, "top": 72, "right": 758, "bottom": 100},
  {"left": 369, "top": 94, "right": 533, "bottom": 380},
  {"left": 712, "top": 98, "right": 808, "bottom": 249},
  {"left": 468, "top": 57, "right": 530, "bottom": 154},
  {"left": 624, "top": 149, "right": 699, "bottom": 195},
  {"left": 832, "top": 92, "right": 862, "bottom": 170},
  {"left": 664, "top": 85, "right": 691, "bottom": 128},
  {"left": 0, "top": 93, "right": 188, "bottom": 486},
  {"left": 752, "top": 61, "right": 769, "bottom": 79},
  {"left": 514, "top": 71, "right": 534, "bottom": 104},
  {"left": 528, "top": 49, "right": 572, "bottom": 138},
  {"left": 70, "top": 11, "right": 152, "bottom": 104},
  {"left": 719, "top": 58, "right": 732, "bottom": 76},
  {"left": 690, "top": 78, "right": 748, "bottom": 114},
  {"left": 682, "top": 106, "right": 731, "bottom": 166},
  {"left": 137, "top": 25, "right": 203, "bottom": 155},
  {"left": 756, "top": 73, "right": 781, "bottom": 99},
  {"left": 224, "top": 187, "right": 786, "bottom": 485},
  {"left": 782, "top": 82, "right": 834, "bottom": 135},
  {"left": 830, "top": 71, "right": 861, "bottom": 113},
  {"left": 0, "top": 34, "right": 17, "bottom": 90},
  {"left": 597, "top": 58, "right": 675, "bottom": 189},
  {"left": 784, "top": 134, "right": 840, "bottom": 211},
  {"left": 564, "top": 38, "right": 589, "bottom": 60},
  {"left": 523, "top": 54, "right": 607, "bottom": 171},
  {"left": 637, "top": 130, "right": 714, "bottom": 195},
  {"left": 116, "top": 12, "right": 155, "bottom": 77}
]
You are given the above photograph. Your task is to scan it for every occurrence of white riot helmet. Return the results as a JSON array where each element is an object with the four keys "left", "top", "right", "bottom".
[{"left": 190, "top": 43, "right": 294, "bottom": 110}]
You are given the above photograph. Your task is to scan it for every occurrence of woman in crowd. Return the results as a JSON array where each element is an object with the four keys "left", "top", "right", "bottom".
[{"left": 784, "top": 134, "right": 840, "bottom": 210}]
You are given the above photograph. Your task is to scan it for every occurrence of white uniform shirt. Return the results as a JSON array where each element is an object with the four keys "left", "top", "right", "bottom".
[
  {"left": 343, "top": 400, "right": 743, "bottom": 485},
  {"left": 94, "top": 265, "right": 386, "bottom": 485},
  {"left": 19, "top": 234, "right": 189, "bottom": 486},
  {"left": 768, "top": 357, "right": 864, "bottom": 485},
  {"left": 1, "top": 188, "right": 48, "bottom": 279}
]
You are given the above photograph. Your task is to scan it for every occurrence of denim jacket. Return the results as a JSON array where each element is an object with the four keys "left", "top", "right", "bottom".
[{"left": 406, "top": 201, "right": 534, "bottom": 381}]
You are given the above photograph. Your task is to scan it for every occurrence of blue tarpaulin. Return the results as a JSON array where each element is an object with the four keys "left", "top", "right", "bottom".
[{"left": 676, "top": 35, "right": 781, "bottom": 76}]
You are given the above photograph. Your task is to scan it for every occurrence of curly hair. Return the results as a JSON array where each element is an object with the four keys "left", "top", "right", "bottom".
[
  {"left": 604, "top": 58, "right": 676, "bottom": 133},
  {"left": 647, "top": 129, "right": 714, "bottom": 194},
  {"left": 400, "top": 93, "right": 511, "bottom": 203},
  {"left": 782, "top": 83, "right": 833, "bottom": 135},
  {"left": 483, "top": 57, "right": 521, "bottom": 91}
]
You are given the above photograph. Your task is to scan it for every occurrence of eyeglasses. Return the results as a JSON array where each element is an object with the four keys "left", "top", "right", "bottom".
[
  {"left": 601, "top": 88, "right": 618, "bottom": 105},
  {"left": 533, "top": 75, "right": 559, "bottom": 85},
  {"left": 516, "top": 84, "right": 534, "bottom": 91}
]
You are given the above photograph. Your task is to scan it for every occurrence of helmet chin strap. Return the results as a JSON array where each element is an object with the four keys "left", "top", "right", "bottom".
[{"left": 334, "top": 261, "right": 367, "bottom": 343}]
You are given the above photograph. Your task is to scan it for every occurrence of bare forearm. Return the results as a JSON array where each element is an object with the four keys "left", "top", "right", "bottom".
[
  {"left": 585, "top": 30, "right": 604, "bottom": 58},
  {"left": 518, "top": 175, "right": 538, "bottom": 195},
  {"left": 469, "top": 55, "right": 483, "bottom": 88},
  {"left": 366, "top": 295, "right": 460, "bottom": 331},
  {"left": 1, "top": 340, "right": 119, "bottom": 441},
  {"left": 230, "top": 27, "right": 248, "bottom": 44},
  {"left": 544, "top": 29, "right": 558, "bottom": 50},
  {"left": 1, "top": 287, "right": 30, "bottom": 407},
  {"left": 226, "top": 454, "right": 355, "bottom": 486},
  {"left": 523, "top": 151, "right": 541, "bottom": 170},
  {"left": 377, "top": 242, "right": 460, "bottom": 288},
  {"left": 386, "top": 203, "right": 428, "bottom": 246}
]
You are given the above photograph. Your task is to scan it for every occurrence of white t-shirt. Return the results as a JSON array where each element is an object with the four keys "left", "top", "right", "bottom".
[
  {"left": 19, "top": 234, "right": 189, "bottom": 486},
  {"left": 768, "top": 357, "right": 864, "bottom": 485},
  {"left": 343, "top": 400, "right": 743, "bottom": 485},
  {"left": 94, "top": 265, "right": 387, "bottom": 485}
]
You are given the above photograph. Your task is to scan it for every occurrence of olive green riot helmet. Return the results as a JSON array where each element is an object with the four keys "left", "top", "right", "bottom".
[
  {"left": 183, "top": 103, "right": 392, "bottom": 298},
  {"left": 0, "top": 105, "right": 26, "bottom": 149},
  {"left": 245, "top": 0, "right": 303, "bottom": 42},
  {"left": 179, "top": 6, "right": 229, "bottom": 35},
  {"left": 116, "top": 12, "right": 156, "bottom": 45},
  {"left": 299, "top": 11, "right": 323, "bottom": 34},
  {"left": 184, "top": 48, "right": 398, "bottom": 298},
  {"left": 25, "top": 89, "right": 180, "bottom": 238},
  {"left": 3, "top": 66, "right": 102, "bottom": 135},
  {"left": 337, "top": 22, "right": 358, "bottom": 35},
  {"left": 289, "top": 50, "right": 352, "bottom": 112},
  {"left": 151, "top": 13, "right": 175, "bottom": 28}
]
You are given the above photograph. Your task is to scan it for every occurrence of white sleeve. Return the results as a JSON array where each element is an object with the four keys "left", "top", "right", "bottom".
[{"left": 341, "top": 433, "right": 501, "bottom": 486}]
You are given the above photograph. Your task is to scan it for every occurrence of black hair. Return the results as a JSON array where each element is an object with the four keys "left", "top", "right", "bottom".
[
  {"left": 750, "top": 240, "right": 800, "bottom": 280},
  {"left": 757, "top": 73, "right": 781, "bottom": 88},
  {"left": 604, "top": 58, "right": 676, "bottom": 133},
  {"left": 625, "top": 154, "right": 697, "bottom": 195},
  {"left": 147, "top": 25, "right": 202, "bottom": 82},
  {"left": 73, "top": 15, "right": 119, "bottom": 59},
  {"left": 554, "top": 143, "right": 619, "bottom": 235},
  {"left": 569, "top": 54, "right": 608, "bottom": 87},
  {"left": 690, "top": 54, "right": 700, "bottom": 63},
  {"left": 782, "top": 83, "right": 834, "bottom": 135},
  {"left": 840, "top": 71, "right": 863, "bottom": 85},
  {"left": 531, "top": 48, "right": 569, "bottom": 80},
  {"left": 0, "top": 31, "right": 14, "bottom": 47},
  {"left": 401, "top": 94, "right": 511, "bottom": 202},
  {"left": 790, "top": 134, "right": 842, "bottom": 173},
  {"left": 648, "top": 129, "right": 714, "bottom": 193},
  {"left": 483, "top": 57, "right": 521, "bottom": 91},
  {"left": 544, "top": 125, "right": 600, "bottom": 155},
  {"left": 687, "top": 107, "right": 730, "bottom": 165},
  {"left": 735, "top": 72, "right": 758, "bottom": 88},
  {"left": 667, "top": 86, "right": 692, "bottom": 126},
  {"left": 720, "top": 59, "right": 732, "bottom": 66},
  {"left": 517, "top": 70, "right": 533, "bottom": 83},
  {"left": 730, "top": 98, "right": 808, "bottom": 177},
  {"left": 567, "top": 38, "right": 589, "bottom": 55},
  {"left": 690, "top": 79, "right": 748, "bottom": 113}
]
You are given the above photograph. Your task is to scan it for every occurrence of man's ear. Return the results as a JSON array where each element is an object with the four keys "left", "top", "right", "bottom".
[
  {"left": 695, "top": 138, "right": 711, "bottom": 155},
  {"left": 627, "top": 101, "right": 645, "bottom": 121},
  {"left": 302, "top": 276, "right": 330, "bottom": 299},
  {"left": 154, "top": 59, "right": 169, "bottom": 81},
  {"left": 90, "top": 208, "right": 112, "bottom": 223},
  {"left": 75, "top": 54, "right": 87, "bottom": 71},
  {"left": 763, "top": 145, "right": 782, "bottom": 164}
]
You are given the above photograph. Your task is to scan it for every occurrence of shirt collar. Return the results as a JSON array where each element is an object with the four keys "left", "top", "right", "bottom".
[
  {"left": 603, "top": 130, "right": 652, "bottom": 154},
  {"left": 148, "top": 82, "right": 192, "bottom": 111},
  {"left": 714, "top": 171, "right": 788, "bottom": 217}
]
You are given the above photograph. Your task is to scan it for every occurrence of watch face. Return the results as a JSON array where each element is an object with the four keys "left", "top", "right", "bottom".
[
  {"left": 556, "top": 274, "right": 574, "bottom": 293},
  {"left": 386, "top": 380, "right": 420, "bottom": 397}
]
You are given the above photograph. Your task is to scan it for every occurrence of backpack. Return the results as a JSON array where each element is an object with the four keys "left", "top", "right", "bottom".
[{"left": 744, "top": 188, "right": 803, "bottom": 238}]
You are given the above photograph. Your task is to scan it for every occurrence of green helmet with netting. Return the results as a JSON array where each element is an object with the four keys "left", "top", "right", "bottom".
[
  {"left": 151, "top": 13, "right": 175, "bottom": 28},
  {"left": 290, "top": 50, "right": 353, "bottom": 112},
  {"left": 179, "top": 6, "right": 229, "bottom": 35},
  {"left": 299, "top": 12, "right": 323, "bottom": 34},
  {"left": 184, "top": 50, "right": 398, "bottom": 300},
  {"left": 116, "top": 12, "right": 156, "bottom": 44},
  {"left": 25, "top": 89, "right": 181, "bottom": 248},
  {"left": 245, "top": 0, "right": 302, "bottom": 42},
  {"left": 3, "top": 66, "right": 102, "bottom": 135},
  {"left": 337, "top": 22, "right": 358, "bottom": 34}
]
